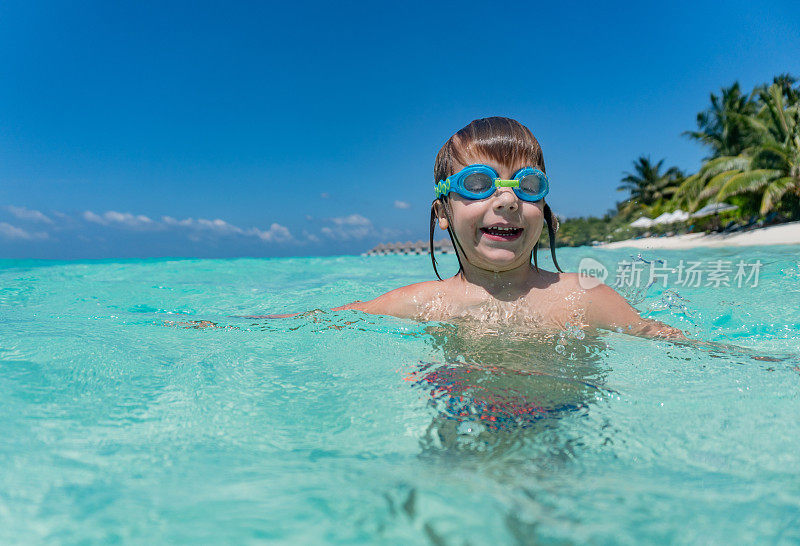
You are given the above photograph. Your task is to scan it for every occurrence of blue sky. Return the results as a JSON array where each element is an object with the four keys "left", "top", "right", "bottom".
[{"left": 1, "top": 0, "right": 798, "bottom": 259}]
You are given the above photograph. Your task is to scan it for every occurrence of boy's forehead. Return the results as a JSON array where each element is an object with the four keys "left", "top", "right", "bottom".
[{"left": 453, "top": 152, "right": 528, "bottom": 173}]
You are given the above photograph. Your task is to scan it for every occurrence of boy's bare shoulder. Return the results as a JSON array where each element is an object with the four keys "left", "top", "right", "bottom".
[
  {"left": 540, "top": 270, "right": 617, "bottom": 299},
  {"left": 536, "top": 270, "right": 586, "bottom": 295},
  {"left": 540, "top": 271, "right": 629, "bottom": 310},
  {"left": 334, "top": 280, "right": 448, "bottom": 318},
  {"left": 371, "top": 279, "right": 448, "bottom": 300}
]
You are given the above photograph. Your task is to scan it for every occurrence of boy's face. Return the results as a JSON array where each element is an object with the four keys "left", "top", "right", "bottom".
[{"left": 439, "top": 153, "right": 546, "bottom": 273}]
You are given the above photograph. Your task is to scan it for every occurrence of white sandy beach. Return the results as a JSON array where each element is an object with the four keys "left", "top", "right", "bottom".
[{"left": 601, "top": 221, "right": 800, "bottom": 250}]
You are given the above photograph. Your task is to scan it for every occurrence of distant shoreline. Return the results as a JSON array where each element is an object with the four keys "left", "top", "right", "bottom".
[{"left": 598, "top": 221, "right": 800, "bottom": 250}]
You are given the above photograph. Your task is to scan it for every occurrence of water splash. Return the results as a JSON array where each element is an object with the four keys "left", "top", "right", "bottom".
[
  {"left": 644, "top": 288, "right": 698, "bottom": 325},
  {"left": 419, "top": 292, "right": 551, "bottom": 330},
  {"left": 555, "top": 321, "right": 587, "bottom": 358},
  {"left": 614, "top": 253, "right": 669, "bottom": 305},
  {"left": 779, "top": 261, "right": 800, "bottom": 292}
]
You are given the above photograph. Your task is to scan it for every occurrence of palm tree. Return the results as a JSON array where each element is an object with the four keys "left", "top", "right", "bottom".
[
  {"left": 772, "top": 73, "right": 799, "bottom": 104},
  {"left": 674, "top": 80, "right": 800, "bottom": 215},
  {"left": 683, "top": 82, "right": 759, "bottom": 159},
  {"left": 617, "top": 156, "right": 684, "bottom": 215}
]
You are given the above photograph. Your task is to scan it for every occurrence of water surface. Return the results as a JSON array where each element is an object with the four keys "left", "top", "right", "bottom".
[{"left": 1, "top": 246, "right": 799, "bottom": 543}]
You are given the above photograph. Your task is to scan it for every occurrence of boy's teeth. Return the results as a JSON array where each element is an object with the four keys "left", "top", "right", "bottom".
[{"left": 484, "top": 226, "right": 521, "bottom": 235}]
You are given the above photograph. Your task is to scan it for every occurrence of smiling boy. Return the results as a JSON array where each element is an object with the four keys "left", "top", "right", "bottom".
[{"left": 336, "top": 117, "right": 684, "bottom": 339}]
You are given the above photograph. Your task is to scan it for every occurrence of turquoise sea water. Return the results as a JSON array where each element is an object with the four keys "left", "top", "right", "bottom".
[{"left": 1, "top": 246, "right": 799, "bottom": 544}]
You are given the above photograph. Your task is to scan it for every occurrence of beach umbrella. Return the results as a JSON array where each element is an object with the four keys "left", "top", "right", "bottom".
[
  {"left": 691, "top": 202, "right": 738, "bottom": 218},
  {"left": 656, "top": 210, "right": 690, "bottom": 224},
  {"left": 630, "top": 216, "right": 654, "bottom": 228},
  {"left": 652, "top": 212, "right": 674, "bottom": 225},
  {"left": 670, "top": 209, "right": 689, "bottom": 222}
]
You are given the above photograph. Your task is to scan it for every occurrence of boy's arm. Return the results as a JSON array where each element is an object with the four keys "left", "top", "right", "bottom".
[
  {"left": 234, "top": 283, "right": 432, "bottom": 320},
  {"left": 239, "top": 283, "right": 432, "bottom": 319},
  {"left": 332, "top": 282, "right": 430, "bottom": 319},
  {"left": 584, "top": 283, "right": 686, "bottom": 339}
]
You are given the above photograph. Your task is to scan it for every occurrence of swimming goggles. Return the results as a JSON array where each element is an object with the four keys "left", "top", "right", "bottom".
[{"left": 435, "top": 164, "right": 549, "bottom": 202}]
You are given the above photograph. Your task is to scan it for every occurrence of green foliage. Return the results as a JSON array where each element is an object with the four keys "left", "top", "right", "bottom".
[
  {"left": 617, "top": 156, "right": 684, "bottom": 210},
  {"left": 683, "top": 82, "right": 759, "bottom": 158},
  {"left": 548, "top": 74, "right": 799, "bottom": 248},
  {"left": 546, "top": 213, "right": 634, "bottom": 248},
  {"left": 679, "top": 77, "right": 800, "bottom": 215}
]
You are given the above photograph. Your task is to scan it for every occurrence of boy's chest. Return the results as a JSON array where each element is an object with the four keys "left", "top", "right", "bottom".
[{"left": 419, "top": 290, "right": 582, "bottom": 328}]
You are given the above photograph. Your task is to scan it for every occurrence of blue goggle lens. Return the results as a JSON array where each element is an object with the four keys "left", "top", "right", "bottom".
[
  {"left": 518, "top": 173, "right": 544, "bottom": 196},
  {"left": 463, "top": 172, "right": 494, "bottom": 193}
]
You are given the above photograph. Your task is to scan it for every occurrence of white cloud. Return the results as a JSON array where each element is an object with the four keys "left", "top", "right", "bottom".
[
  {"left": 82, "top": 211, "right": 104, "bottom": 224},
  {"left": 74, "top": 209, "right": 293, "bottom": 244},
  {"left": 302, "top": 230, "right": 320, "bottom": 243},
  {"left": 249, "top": 223, "right": 292, "bottom": 242},
  {"left": 83, "top": 210, "right": 155, "bottom": 229},
  {"left": 331, "top": 214, "right": 371, "bottom": 226},
  {"left": 394, "top": 200, "right": 411, "bottom": 209},
  {"left": 196, "top": 218, "right": 243, "bottom": 235},
  {"left": 380, "top": 227, "right": 413, "bottom": 240},
  {"left": 107, "top": 211, "right": 154, "bottom": 226},
  {"left": 322, "top": 214, "right": 374, "bottom": 240},
  {"left": 162, "top": 216, "right": 241, "bottom": 234},
  {"left": 6, "top": 205, "right": 53, "bottom": 224},
  {"left": 0, "top": 222, "right": 49, "bottom": 241},
  {"left": 161, "top": 216, "right": 195, "bottom": 227},
  {"left": 161, "top": 216, "right": 291, "bottom": 241}
]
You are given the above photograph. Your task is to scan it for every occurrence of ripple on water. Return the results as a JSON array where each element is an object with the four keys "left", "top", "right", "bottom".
[{"left": 1, "top": 251, "right": 799, "bottom": 543}]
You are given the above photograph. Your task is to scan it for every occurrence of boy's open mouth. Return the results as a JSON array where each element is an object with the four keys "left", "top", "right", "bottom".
[{"left": 480, "top": 225, "right": 523, "bottom": 241}]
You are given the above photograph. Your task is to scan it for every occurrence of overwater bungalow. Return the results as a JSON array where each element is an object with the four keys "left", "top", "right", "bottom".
[{"left": 365, "top": 238, "right": 454, "bottom": 256}]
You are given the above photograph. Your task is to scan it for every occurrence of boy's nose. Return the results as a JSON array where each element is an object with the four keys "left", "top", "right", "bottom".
[{"left": 492, "top": 188, "right": 518, "bottom": 210}]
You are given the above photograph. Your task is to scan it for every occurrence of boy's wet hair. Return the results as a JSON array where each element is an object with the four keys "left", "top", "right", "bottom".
[{"left": 429, "top": 116, "right": 563, "bottom": 280}]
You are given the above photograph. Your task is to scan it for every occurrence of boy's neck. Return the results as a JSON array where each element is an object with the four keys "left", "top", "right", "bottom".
[{"left": 457, "top": 261, "right": 539, "bottom": 300}]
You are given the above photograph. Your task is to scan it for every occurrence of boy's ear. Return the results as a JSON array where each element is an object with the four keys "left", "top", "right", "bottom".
[{"left": 434, "top": 202, "right": 449, "bottom": 230}]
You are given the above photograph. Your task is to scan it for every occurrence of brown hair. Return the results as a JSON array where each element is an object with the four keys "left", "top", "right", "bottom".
[{"left": 429, "top": 116, "right": 562, "bottom": 279}]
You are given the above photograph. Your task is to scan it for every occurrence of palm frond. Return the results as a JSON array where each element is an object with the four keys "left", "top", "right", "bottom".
[
  {"left": 672, "top": 174, "right": 707, "bottom": 208},
  {"left": 716, "top": 169, "right": 782, "bottom": 201},
  {"left": 698, "top": 155, "right": 751, "bottom": 177},
  {"left": 760, "top": 176, "right": 797, "bottom": 214},
  {"left": 768, "top": 84, "right": 791, "bottom": 138},
  {"left": 697, "top": 170, "right": 739, "bottom": 200},
  {"left": 751, "top": 142, "right": 790, "bottom": 169}
]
